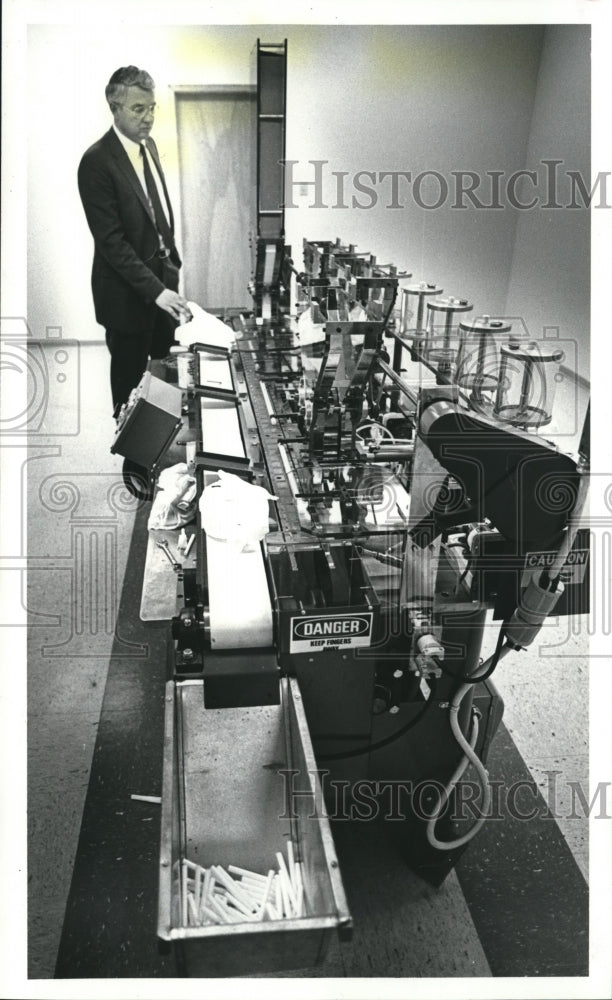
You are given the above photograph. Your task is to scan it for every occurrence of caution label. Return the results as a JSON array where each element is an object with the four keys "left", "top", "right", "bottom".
[
  {"left": 524, "top": 548, "right": 589, "bottom": 584},
  {"left": 289, "top": 612, "right": 374, "bottom": 654}
]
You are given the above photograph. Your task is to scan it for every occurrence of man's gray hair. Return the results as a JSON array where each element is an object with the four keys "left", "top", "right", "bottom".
[{"left": 105, "top": 66, "right": 155, "bottom": 106}]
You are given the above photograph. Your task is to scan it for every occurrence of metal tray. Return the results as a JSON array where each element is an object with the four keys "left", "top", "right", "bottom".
[{"left": 157, "top": 677, "right": 351, "bottom": 976}]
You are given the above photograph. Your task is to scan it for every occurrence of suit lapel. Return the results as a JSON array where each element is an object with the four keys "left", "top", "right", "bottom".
[
  {"left": 104, "top": 128, "right": 157, "bottom": 228},
  {"left": 103, "top": 128, "right": 175, "bottom": 240}
]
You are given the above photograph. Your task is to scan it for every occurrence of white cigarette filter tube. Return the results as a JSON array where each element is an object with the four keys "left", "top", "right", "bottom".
[{"left": 180, "top": 848, "right": 306, "bottom": 926}]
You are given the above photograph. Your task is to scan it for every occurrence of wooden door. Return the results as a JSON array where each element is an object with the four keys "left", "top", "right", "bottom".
[{"left": 175, "top": 88, "right": 257, "bottom": 311}]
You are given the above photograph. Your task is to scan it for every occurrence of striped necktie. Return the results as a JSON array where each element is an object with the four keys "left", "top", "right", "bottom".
[{"left": 139, "top": 144, "right": 173, "bottom": 251}]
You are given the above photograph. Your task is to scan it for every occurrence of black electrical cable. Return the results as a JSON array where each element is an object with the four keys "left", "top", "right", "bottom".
[
  {"left": 122, "top": 458, "right": 152, "bottom": 502},
  {"left": 318, "top": 676, "right": 438, "bottom": 761},
  {"left": 381, "top": 284, "right": 398, "bottom": 332},
  {"left": 356, "top": 544, "right": 403, "bottom": 568},
  {"left": 432, "top": 621, "right": 507, "bottom": 685}
]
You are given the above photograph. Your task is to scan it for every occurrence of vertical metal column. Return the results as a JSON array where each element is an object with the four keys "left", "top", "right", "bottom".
[{"left": 256, "top": 39, "right": 288, "bottom": 240}]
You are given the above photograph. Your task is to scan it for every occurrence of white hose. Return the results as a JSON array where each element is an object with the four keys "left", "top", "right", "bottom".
[
  {"left": 425, "top": 680, "right": 492, "bottom": 850},
  {"left": 355, "top": 422, "right": 395, "bottom": 442}
]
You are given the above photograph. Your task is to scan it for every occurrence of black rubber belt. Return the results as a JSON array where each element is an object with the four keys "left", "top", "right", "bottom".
[
  {"left": 455, "top": 722, "right": 588, "bottom": 977},
  {"left": 54, "top": 502, "right": 175, "bottom": 978}
]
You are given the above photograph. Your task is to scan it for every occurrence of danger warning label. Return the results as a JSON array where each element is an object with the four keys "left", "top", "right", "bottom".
[{"left": 289, "top": 612, "right": 374, "bottom": 654}]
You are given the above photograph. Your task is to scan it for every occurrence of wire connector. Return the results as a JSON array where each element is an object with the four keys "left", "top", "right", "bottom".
[
  {"left": 505, "top": 572, "right": 565, "bottom": 649},
  {"left": 413, "top": 633, "right": 444, "bottom": 678},
  {"left": 416, "top": 633, "right": 445, "bottom": 660}
]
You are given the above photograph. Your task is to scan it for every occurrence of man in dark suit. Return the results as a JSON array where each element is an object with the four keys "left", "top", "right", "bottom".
[{"left": 78, "top": 65, "right": 192, "bottom": 415}]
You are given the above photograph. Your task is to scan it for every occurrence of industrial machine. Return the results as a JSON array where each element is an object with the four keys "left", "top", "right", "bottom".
[{"left": 112, "top": 41, "right": 590, "bottom": 976}]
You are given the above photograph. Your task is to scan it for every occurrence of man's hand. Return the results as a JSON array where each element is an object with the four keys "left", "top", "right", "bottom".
[{"left": 155, "top": 289, "right": 193, "bottom": 322}]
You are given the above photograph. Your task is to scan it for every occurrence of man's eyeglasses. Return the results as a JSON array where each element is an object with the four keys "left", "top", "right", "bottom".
[{"left": 116, "top": 103, "right": 156, "bottom": 118}]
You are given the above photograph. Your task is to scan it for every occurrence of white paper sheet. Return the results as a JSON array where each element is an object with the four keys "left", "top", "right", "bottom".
[{"left": 175, "top": 302, "right": 235, "bottom": 350}]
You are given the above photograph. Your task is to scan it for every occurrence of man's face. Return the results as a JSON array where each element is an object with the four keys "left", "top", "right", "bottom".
[{"left": 112, "top": 85, "right": 156, "bottom": 143}]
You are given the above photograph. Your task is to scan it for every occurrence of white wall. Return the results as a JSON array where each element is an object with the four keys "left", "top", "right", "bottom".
[
  {"left": 504, "top": 24, "right": 590, "bottom": 380},
  {"left": 283, "top": 25, "right": 544, "bottom": 317},
  {"left": 28, "top": 23, "right": 586, "bottom": 359},
  {"left": 27, "top": 24, "right": 259, "bottom": 342}
]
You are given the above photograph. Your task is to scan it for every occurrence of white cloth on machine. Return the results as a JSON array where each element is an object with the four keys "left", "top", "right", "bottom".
[{"left": 148, "top": 463, "right": 197, "bottom": 531}]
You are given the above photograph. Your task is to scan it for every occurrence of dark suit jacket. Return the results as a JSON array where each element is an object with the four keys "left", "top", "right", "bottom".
[{"left": 78, "top": 127, "right": 182, "bottom": 332}]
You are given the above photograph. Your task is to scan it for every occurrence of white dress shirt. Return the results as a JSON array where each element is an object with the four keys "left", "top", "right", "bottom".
[{"left": 112, "top": 124, "right": 171, "bottom": 227}]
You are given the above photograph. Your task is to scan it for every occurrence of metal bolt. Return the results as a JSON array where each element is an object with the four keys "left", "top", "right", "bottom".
[{"left": 182, "top": 648, "right": 194, "bottom": 661}]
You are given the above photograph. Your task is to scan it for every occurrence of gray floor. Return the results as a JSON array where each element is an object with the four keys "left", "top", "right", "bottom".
[
  {"left": 26, "top": 342, "right": 590, "bottom": 979},
  {"left": 27, "top": 342, "right": 132, "bottom": 977},
  {"left": 483, "top": 617, "right": 589, "bottom": 882}
]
